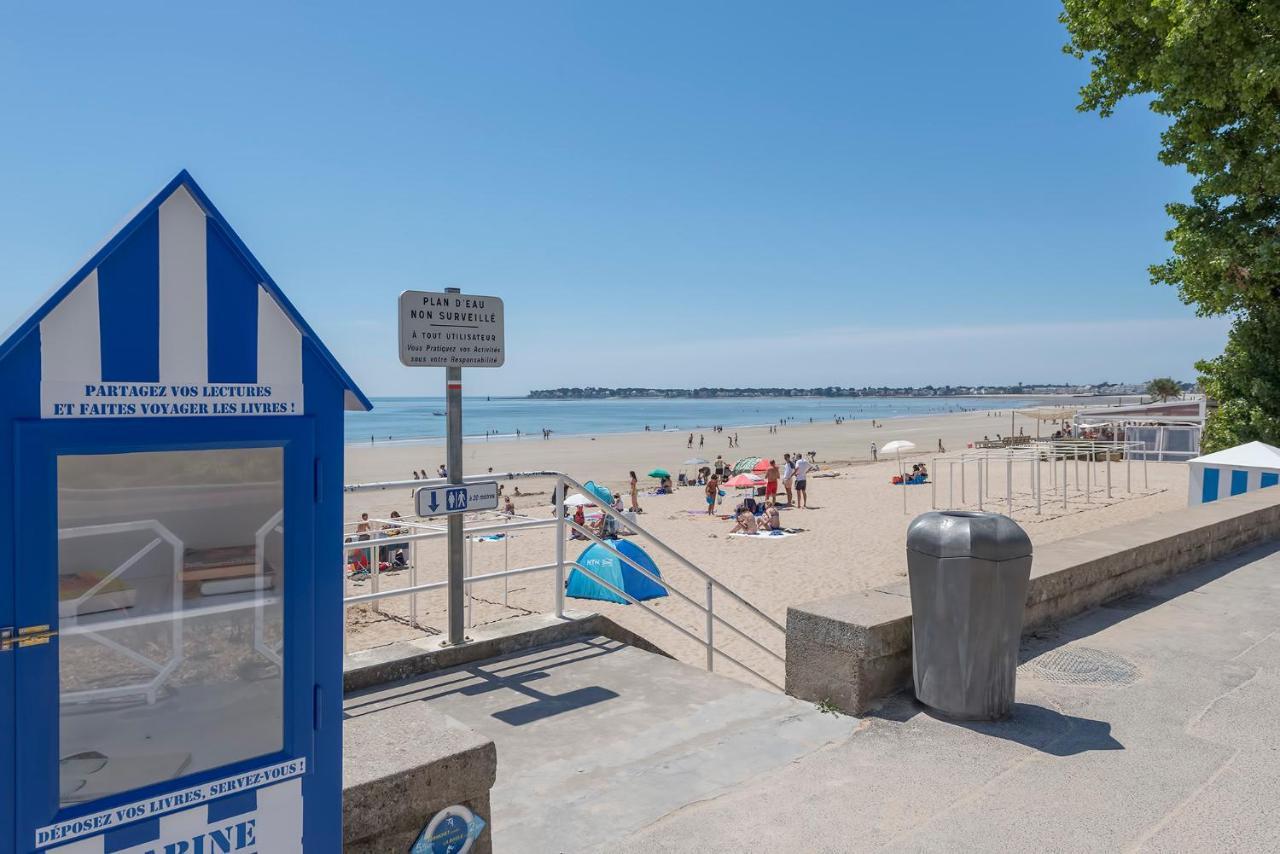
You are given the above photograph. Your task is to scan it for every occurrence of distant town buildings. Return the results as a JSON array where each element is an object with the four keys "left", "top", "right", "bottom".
[{"left": 527, "top": 382, "right": 1171, "bottom": 400}]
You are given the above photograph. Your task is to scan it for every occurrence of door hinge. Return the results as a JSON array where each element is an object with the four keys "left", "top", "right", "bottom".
[{"left": 1, "top": 625, "right": 56, "bottom": 651}]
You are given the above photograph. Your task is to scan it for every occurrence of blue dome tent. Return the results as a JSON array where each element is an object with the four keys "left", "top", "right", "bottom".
[
  {"left": 566, "top": 539, "right": 668, "bottom": 604},
  {"left": 582, "top": 479, "right": 614, "bottom": 505}
]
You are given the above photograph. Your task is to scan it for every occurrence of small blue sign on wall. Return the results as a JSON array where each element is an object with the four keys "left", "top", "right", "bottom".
[
  {"left": 0, "top": 171, "right": 370, "bottom": 853},
  {"left": 411, "top": 805, "right": 486, "bottom": 854}
]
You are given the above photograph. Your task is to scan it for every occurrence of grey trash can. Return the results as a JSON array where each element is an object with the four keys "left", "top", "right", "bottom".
[{"left": 906, "top": 511, "right": 1032, "bottom": 720}]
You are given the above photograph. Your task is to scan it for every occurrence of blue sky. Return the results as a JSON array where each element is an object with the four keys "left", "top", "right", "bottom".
[{"left": 0, "top": 1, "right": 1228, "bottom": 396}]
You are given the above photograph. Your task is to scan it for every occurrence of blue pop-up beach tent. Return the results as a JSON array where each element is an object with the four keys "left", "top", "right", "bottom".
[
  {"left": 566, "top": 539, "right": 668, "bottom": 604},
  {"left": 582, "top": 479, "right": 614, "bottom": 505}
]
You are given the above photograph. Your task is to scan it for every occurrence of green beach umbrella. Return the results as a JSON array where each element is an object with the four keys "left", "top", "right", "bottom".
[
  {"left": 648, "top": 468, "right": 670, "bottom": 479},
  {"left": 732, "top": 457, "right": 762, "bottom": 474}
]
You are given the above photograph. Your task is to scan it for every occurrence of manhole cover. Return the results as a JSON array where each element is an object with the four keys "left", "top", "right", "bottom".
[{"left": 1021, "top": 646, "right": 1140, "bottom": 687}]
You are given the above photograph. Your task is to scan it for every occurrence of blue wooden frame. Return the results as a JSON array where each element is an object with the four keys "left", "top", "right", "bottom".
[{"left": 11, "top": 416, "right": 316, "bottom": 853}]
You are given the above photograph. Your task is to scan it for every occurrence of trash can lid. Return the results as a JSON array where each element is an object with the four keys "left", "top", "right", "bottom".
[{"left": 906, "top": 511, "right": 1032, "bottom": 561}]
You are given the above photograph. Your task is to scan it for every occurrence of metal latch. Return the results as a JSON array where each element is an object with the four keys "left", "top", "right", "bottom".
[{"left": 16, "top": 625, "right": 56, "bottom": 648}]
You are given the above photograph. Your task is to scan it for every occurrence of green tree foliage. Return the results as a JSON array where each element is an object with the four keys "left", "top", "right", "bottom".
[
  {"left": 1145, "top": 377, "right": 1182, "bottom": 402},
  {"left": 1060, "top": 1, "right": 1280, "bottom": 450},
  {"left": 1196, "top": 303, "right": 1280, "bottom": 450}
]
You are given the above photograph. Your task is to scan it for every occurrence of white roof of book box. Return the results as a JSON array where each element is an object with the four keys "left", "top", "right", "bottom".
[{"left": 1188, "top": 441, "right": 1280, "bottom": 470}]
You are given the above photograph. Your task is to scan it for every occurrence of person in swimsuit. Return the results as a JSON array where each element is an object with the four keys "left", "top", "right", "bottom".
[
  {"left": 705, "top": 475, "right": 720, "bottom": 515},
  {"left": 765, "top": 460, "right": 780, "bottom": 505},
  {"left": 729, "top": 509, "right": 759, "bottom": 534}
]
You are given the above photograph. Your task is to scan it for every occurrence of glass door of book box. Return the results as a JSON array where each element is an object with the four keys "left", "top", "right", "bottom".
[{"left": 12, "top": 422, "right": 314, "bottom": 852}]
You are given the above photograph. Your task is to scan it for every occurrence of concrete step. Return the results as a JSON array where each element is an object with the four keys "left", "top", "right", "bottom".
[{"left": 344, "top": 635, "right": 854, "bottom": 853}]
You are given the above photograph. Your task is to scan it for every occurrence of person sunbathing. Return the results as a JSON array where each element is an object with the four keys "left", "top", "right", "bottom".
[
  {"left": 760, "top": 505, "right": 781, "bottom": 531},
  {"left": 730, "top": 510, "right": 759, "bottom": 534}
]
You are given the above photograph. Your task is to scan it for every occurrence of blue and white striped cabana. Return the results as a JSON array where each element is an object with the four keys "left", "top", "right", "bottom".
[{"left": 1187, "top": 441, "right": 1280, "bottom": 506}]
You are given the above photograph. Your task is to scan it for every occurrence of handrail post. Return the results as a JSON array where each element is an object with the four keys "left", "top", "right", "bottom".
[
  {"left": 931, "top": 457, "right": 937, "bottom": 509},
  {"left": 705, "top": 580, "right": 714, "bottom": 672},
  {"left": 1005, "top": 455, "right": 1012, "bottom": 515},
  {"left": 409, "top": 539, "right": 418, "bottom": 627},
  {"left": 555, "top": 476, "right": 565, "bottom": 619}
]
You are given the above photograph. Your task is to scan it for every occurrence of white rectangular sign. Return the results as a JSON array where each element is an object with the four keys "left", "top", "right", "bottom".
[
  {"left": 416, "top": 481, "right": 500, "bottom": 517},
  {"left": 41, "top": 381, "right": 303, "bottom": 419},
  {"left": 38, "top": 759, "right": 305, "bottom": 849},
  {"left": 399, "top": 291, "right": 504, "bottom": 368}
]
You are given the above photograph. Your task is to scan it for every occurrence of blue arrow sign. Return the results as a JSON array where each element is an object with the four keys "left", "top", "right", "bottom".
[{"left": 416, "top": 481, "right": 500, "bottom": 517}]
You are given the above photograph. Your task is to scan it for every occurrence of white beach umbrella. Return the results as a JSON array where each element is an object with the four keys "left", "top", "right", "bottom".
[
  {"left": 881, "top": 440, "right": 916, "bottom": 514},
  {"left": 684, "top": 457, "right": 710, "bottom": 466},
  {"left": 563, "top": 493, "right": 594, "bottom": 507}
]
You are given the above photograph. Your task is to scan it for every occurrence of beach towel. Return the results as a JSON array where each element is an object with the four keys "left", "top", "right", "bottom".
[{"left": 729, "top": 530, "right": 796, "bottom": 538}]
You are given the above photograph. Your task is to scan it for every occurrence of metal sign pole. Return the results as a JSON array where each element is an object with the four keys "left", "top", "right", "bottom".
[
  {"left": 399, "top": 286, "right": 504, "bottom": 647},
  {"left": 445, "top": 288, "right": 466, "bottom": 646}
]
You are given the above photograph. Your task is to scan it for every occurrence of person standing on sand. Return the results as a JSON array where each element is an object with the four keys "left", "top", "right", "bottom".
[
  {"left": 793, "top": 453, "right": 811, "bottom": 509},
  {"left": 764, "top": 460, "right": 780, "bottom": 505},
  {"left": 629, "top": 471, "right": 641, "bottom": 513},
  {"left": 782, "top": 453, "right": 795, "bottom": 506},
  {"left": 687, "top": 433, "right": 693, "bottom": 449},
  {"left": 705, "top": 474, "right": 719, "bottom": 515},
  {"left": 871, "top": 442, "right": 878, "bottom": 461},
  {"left": 938, "top": 438, "right": 945, "bottom": 453},
  {"left": 699, "top": 434, "right": 704, "bottom": 448}
]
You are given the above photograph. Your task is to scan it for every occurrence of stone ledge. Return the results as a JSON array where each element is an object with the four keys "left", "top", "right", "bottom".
[
  {"left": 786, "top": 488, "right": 1280, "bottom": 714},
  {"left": 344, "top": 609, "right": 669, "bottom": 693},
  {"left": 343, "top": 701, "right": 496, "bottom": 853}
]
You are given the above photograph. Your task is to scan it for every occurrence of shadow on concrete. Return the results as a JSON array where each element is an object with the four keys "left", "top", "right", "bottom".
[
  {"left": 1017, "top": 540, "right": 1280, "bottom": 665},
  {"left": 871, "top": 696, "right": 1123, "bottom": 756},
  {"left": 457, "top": 660, "right": 621, "bottom": 726},
  {"left": 344, "top": 636, "right": 626, "bottom": 724},
  {"left": 927, "top": 702, "right": 1124, "bottom": 756}
]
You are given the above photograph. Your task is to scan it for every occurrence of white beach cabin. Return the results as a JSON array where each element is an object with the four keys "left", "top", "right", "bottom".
[{"left": 1187, "top": 441, "right": 1280, "bottom": 506}]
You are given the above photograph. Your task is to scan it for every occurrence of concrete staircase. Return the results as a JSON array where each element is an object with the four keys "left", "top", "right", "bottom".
[{"left": 344, "top": 634, "right": 852, "bottom": 853}]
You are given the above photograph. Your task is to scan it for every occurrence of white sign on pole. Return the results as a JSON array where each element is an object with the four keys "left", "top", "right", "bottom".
[
  {"left": 398, "top": 291, "right": 505, "bottom": 368},
  {"left": 416, "top": 481, "right": 500, "bottom": 517}
]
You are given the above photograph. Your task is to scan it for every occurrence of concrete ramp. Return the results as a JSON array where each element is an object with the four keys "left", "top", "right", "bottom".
[{"left": 343, "top": 636, "right": 853, "bottom": 853}]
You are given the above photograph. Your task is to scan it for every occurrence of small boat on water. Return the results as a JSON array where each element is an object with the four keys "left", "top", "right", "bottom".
[{"left": 432, "top": 410, "right": 446, "bottom": 416}]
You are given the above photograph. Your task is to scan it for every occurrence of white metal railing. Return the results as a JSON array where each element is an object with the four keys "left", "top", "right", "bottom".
[
  {"left": 343, "top": 471, "right": 785, "bottom": 689},
  {"left": 928, "top": 439, "right": 1150, "bottom": 517}
]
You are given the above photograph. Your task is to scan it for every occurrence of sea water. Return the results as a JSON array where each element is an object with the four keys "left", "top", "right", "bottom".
[{"left": 345, "top": 396, "right": 1048, "bottom": 445}]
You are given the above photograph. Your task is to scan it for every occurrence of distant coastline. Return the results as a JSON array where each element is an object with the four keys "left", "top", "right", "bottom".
[
  {"left": 345, "top": 393, "right": 1069, "bottom": 447},
  {"left": 526, "top": 384, "right": 1147, "bottom": 400}
]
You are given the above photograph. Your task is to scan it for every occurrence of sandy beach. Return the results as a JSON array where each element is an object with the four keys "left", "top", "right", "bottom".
[{"left": 343, "top": 405, "right": 1187, "bottom": 687}]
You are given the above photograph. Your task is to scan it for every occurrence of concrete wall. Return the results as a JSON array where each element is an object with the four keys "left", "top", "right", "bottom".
[
  {"left": 343, "top": 701, "right": 496, "bottom": 853},
  {"left": 786, "top": 488, "right": 1280, "bottom": 714}
]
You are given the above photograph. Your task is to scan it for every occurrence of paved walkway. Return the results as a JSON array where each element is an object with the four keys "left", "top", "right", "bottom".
[
  {"left": 616, "top": 543, "right": 1280, "bottom": 853},
  {"left": 344, "top": 634, "right": 852, "bottom": 853}
]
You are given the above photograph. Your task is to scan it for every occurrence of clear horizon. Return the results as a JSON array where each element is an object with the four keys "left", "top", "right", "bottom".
[{"left": 0, "top": 2, "right": 1228, "bottom": 397}]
